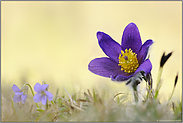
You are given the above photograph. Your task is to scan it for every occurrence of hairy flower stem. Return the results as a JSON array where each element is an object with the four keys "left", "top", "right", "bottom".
[
  {"left": 133, "top": 88, "right": 138, "bottom": 102},
  {"left": 145, "top": 83, "right": 154, "bottom": 103},
  {"left": 132, "top": 81, "right": 139, "bottom": 102},
  {"left": 154, "top": 67, "right": 163, "bottom": 99},
  {"left": 24, "top": 83, "right": 39, "bottom": 109}
]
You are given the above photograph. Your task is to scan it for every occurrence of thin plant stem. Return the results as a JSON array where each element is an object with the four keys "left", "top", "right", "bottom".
[
  {"left": 24, "top": 83, "right": 39, "bottom": 109},
  {"left": 46, "top": 99, "right": 48, "bottom": 110},
  {"left": 154, "top": 67, "right": 163, "bottom": 99},
  {"left": 54, "top": 88, "right": 59, "bottom": 102},
  {"left": 167, "top": 87, "right": 175, "bottom": 103},
  {"left": 167, "top": 73, "right": 179, "bottom": 103}
]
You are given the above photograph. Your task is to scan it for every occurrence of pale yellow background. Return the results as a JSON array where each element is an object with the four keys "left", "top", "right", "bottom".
[{"left": 1, "top": 1, "right": 182, "bottom": 102}]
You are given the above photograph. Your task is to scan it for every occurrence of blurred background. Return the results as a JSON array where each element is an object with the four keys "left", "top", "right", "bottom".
[{"left": 1, "top": 1, "right": 182, "bottom": 102}]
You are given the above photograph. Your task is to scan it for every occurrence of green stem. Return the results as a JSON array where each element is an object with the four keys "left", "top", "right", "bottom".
[
  {"left": 54, "top": 88, "right": 59, "bottom": 102},
  {"left": 24, "top": 83, "right": 39, "bottom": 109},
  {"left": 46, "top": 99, "right": 48, "bottom": 110},
  {"left": 154, "top": 67, "right": 163, "bottom": 99},
  {"left": 167, "top": 87, "right": 175, "bottom": 103}
]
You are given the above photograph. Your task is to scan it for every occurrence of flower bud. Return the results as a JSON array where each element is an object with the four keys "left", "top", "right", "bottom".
[{"left": 160, "top": 52, "right": 173, "bottom": 67}]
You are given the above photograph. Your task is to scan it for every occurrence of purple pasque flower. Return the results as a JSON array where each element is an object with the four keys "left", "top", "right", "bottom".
[
  {"left": 12, "top": 84, "right": 27, "bottom": 104},
  {"left": 88, "top": 22, "right": 153, "bottom": 82},
  {"left": 33, "top": 83, "right": 53, "bottom": 105}
]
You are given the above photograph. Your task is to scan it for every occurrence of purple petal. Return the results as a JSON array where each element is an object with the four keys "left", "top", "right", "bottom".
[
  {"left": 42, "top": 84, "right": 49, "bottom": 91},
  {"left": 97, "top": 31, "right": 121, "bottom": 63},
  {"left": 21, "top": 94, "right": 27, "bottom": 104},
  {"left": 121, "top": 23, "right": 142, "bottom": 53},
  {"left": 88, "top": 57, "right": 131, "bottom": 78},
  {"left": 33, "top": 93, "right": 42, "bottom": 103},
  {"left": 134, "top": 59, "right": 152, "bottom": 76},
  {"left": 45, "top": 91, "right": 53, "bottom": 101},
  {"left": 34, "top": 83, "right": 42, "bottom": 93},
  {"left": 13, "top": 95, "right": 21, "bottom": 103},
  {"left": 12, "top": 84, "right": 21, "bottom": 92},
  {"left": 137, "top": 39, "right": 153, "bottom": 64},
  {"left": 41, "top": 95, "right": 47, "bottom": 105},
  {"left": 15, "top": 92, "right": 23, "bottom": 95}
]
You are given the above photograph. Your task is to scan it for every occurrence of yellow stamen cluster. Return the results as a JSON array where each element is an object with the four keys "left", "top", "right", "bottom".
[{"left": 118, "top": 48, "right": 139, "bottom": 73}]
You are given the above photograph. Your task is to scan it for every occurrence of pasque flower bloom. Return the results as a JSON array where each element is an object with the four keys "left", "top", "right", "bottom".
[
  {"left": 88, "top": 23, "right": 153, "bottom": 82},
  {"left": 12, "top": 84, "right": 27, "bottom": 104},
  {"left": 33, "top": 83, "right": 53, "bottom": 105}
]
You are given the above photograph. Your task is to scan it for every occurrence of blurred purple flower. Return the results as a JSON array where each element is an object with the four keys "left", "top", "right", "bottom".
[
  {"left": 12, "top": 84, "right": 27, "bottom": 104},
  {"left": 88, "top": 22, "right": 153, "bottom": 82},
  {"left": 33, "top": 83, "right": 53, "bottom": 105}
]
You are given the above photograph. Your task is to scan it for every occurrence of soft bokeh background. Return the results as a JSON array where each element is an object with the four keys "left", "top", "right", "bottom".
[{"left": 1, "top": 1, "right": 182, "bottom": 102}]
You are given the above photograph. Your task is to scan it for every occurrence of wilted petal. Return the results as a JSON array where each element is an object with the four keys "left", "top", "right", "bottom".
[
  {"left": 42, "top": 84, "right": 49, "bottom": 91},
  {"left": 13, "top": 95, "right": 21, "bottom": 103},
  {"left": 34, "top": 83, "right": 42, "bottom": 93},
  {"left": 21, "top": 94, "right": 27, "bottom": 104},
  {"left": 121, "top": 23, "right": 142, "bottom": 53},
  {"left": 137, "top": 39, "right": 153, "bottom": 64},
  {"left": 88, "top": 57, "right": 131, "bottom": 78},
  {"left": 33, "top": 93, "right": 42, "bottom": 103},
  {"left": 97, "top": 31, "right": 121, "bottom": 63},
  {"left": 111, "top": 74, "right": 133, "bottom": 82},
  {"left": 45, "top": 91, "right": 53, "bottom": 101},
  {"left": 134, "top": 59, "right": 152, "bottom": 76},
  {"left": 12, "top": 84, "right": 21, "bottom": 92},
  {"left": 15, "top": 92, "right": 23, "bottom": 95},
  {"left": 41, "top": 95, "right": 47, "bottom": 105}
]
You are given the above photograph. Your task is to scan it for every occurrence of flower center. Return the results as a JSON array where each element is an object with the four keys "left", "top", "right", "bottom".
[
  {"left": 41, "top": 91, "right": 46, "bottom": 95},
  {"left": 118, "top": 48, "right": 139, "bottom": 73}
]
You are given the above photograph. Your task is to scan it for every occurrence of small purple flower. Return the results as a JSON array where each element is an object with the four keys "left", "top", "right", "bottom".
[
  {"left": 33, "top": 83, "right": 53, "bottom": 105},
  {"left": 12, "top": 84, "right": 27, "bottom": 104},
  {"left": 88, "top": 23, "right": 153, "bottom": 82}
]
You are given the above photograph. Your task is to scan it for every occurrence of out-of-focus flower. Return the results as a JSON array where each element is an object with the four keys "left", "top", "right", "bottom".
[
  {"left": 88, "top": 22, "right": 153, "bottom": 82},
  {"left": 33, "top": 83, "right": 53, "bottom": 105},
  {"left": 12, "top": 84, "right": 27, "bottom": 104}
]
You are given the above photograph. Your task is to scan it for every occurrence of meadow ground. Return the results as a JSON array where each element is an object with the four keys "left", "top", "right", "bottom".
[{"left": 1, "top": 53, "right": 182, "bottom": 122}]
